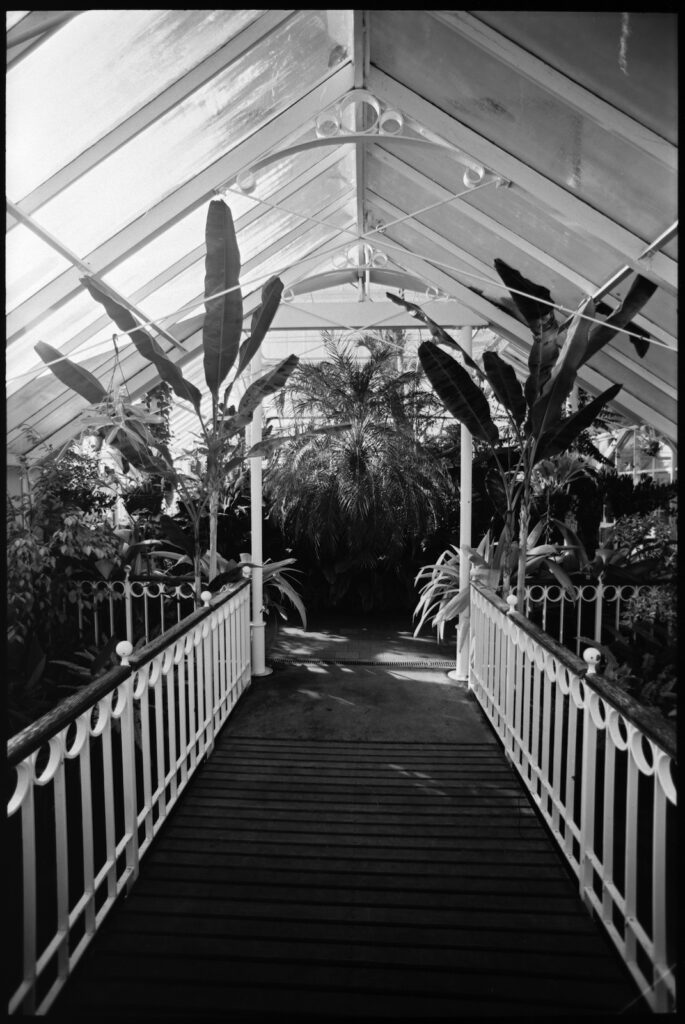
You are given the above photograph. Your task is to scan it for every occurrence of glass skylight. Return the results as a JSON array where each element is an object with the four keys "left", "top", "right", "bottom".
[{"left": 6, "top": 10, "right": 264, "bottom": 200}]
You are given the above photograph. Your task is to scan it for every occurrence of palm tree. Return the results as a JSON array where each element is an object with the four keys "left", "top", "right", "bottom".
[{"left": 266, "top": 331, "right": 456, "bottom": 610}]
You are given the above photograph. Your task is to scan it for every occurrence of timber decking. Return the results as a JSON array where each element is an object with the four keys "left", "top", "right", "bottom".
[{"left": 51, "top": 682, "right": 644, "bottom": 1016}]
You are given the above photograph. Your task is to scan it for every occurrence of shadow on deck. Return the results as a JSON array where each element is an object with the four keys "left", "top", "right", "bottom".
[{"left": 51, "top": 615, "right": 644, "bottom": 1017}]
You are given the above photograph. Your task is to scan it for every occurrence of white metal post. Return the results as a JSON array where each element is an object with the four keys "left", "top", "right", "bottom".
[
  {"left": 451, "top": 325, "right": 473, "bottom": 682},
  {"left": 249, "top": 348, "right": 272, "bottom": 677}
]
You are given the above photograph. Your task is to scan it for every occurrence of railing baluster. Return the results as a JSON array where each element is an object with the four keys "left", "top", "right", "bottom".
[{"left": 468, "top": 581, "right": 676, "bottom": 1013}]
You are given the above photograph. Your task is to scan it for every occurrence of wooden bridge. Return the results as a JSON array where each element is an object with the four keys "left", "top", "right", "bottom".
[{"left": 47, "top": 615, "right": 645, "bottom": 1017}]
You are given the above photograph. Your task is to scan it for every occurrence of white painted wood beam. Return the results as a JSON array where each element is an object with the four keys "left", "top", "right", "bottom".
[
  {"left": 432, "top": 11, "right": 677, "bottom": 172},
  {"left": 7, "top": 63, "right": 356, "bottom": 343},
  {"left": 368, "top": 69, "right": 677, "bottom": 294},
  {"left": 269, "top": 300, "right": 485, "bottom": 331},
  {"left": 14, "top": 11, "right": 297, "bottom": 213}
]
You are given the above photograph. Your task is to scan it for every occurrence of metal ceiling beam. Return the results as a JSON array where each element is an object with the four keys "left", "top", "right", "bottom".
[
  {"left": 7, "top": 62, "right": 356, "bottom": 343},
  {"left": 11, "top": 11, "right": 297, "bottom": 214},
  {"left": 368, "top": 191, "right": 500, "bottom": 287},
  {"left": 368, "top": 69, "right": 677, "bottom": 294},
  {"left": 432, "top": 11, "right": 677, "bottom": 172},
  {"left": 6, "top": 11, "right": 81, "bottom": 68},
  {"left": 369, "top": 149, "right": 676, "bottom": 349}
]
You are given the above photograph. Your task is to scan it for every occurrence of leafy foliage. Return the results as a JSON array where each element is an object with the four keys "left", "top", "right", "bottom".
[
  {"left": 390, "top": 262, "right": 658, "bottom": 609},
  {"left": 268, "top": 332, "right": 455, "bottom": 610}
]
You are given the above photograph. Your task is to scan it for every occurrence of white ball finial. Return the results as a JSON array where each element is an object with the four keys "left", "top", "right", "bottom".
[
  {"left": 583, "top": 648, "right": 602, "bottom": 675},
  {"left": 201, "top": 591, "right": 212, "bottom": 608},
  {"left": 116, "top": 640, "right": 134, "bottom": 666},
  {"left": 506, "top": 594, "right": 518, "bottom": 615}
]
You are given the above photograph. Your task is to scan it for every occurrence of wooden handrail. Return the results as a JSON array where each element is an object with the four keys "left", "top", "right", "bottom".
[
  {"left": 471, "top": 581, "right": 677, "bottom": 760},
  {"left": 7, "top": 581, "right": 249, "bottom": 767}
]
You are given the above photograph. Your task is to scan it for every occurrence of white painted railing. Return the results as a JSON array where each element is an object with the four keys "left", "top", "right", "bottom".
[
  {"left": 68, "top": 570, "right": 199, "bottom": 649},
  {"left": 7, "top": 581, "right": 251, "bottom": 1015},
  {"left": 519, "top": 582, "right": 657, "bottom": 655},
  {"left": 469, "top": 581, "right": 677, "bottom": 1013}
]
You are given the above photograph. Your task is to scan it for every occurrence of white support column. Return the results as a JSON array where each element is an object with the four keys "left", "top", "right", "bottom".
[
  {"left": 249, "top": 348, "right": 272, "bottom": 677},
  {"left": 450, "top": 325, "right": 473, "bottom": 683}
]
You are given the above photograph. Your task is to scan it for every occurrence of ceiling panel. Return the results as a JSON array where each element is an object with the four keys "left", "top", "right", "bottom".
[{"left": 5, "top": 10, "right": 677, "bottom": 459}]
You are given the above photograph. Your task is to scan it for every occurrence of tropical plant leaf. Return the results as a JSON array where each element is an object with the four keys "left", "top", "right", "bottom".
[
  {"left": 80, "top": 278, "right": 203, "bottom": 410},
  {"left": 386, "top": 292, "right": 484, "bottom": 378},
  {"left": 594, "top": 301, "right": 650, "bottom": 358},
  {"left": 203, "top": 200, "right": 243, "bottom": 396},
  {"left": 550, "top": 518, "right": 590, "bottom": 569},
  {"left": 158, "top": 515, "right": 195, "bottom": 559},
  {"left": 580, "top": 275, "right": 658, "bottom": 366},
  {"left": 235, "top": 276, "right": 284, "bottom": 378},
  {"left": 238, "top": 354, "right": 299, "bottom": 417},
  {"left": 493, "top": 259, "right": 557, "bottom": 334},
  {"left": 418, "top": 342, "right": 498, "bottom": 443},
  {"left": 34, "top": 341, "right": 108, "bottom": 404},
  {"left": 529, "top": 297, "right": 594, "bottom": 438},
  {"left": 536, "top": 384, "right": 622, "bottom": 460},
  {"left": 482, "top": 351, "right": 526, "bottom": 424},
  {"left": 541, "top": 558, "right": 577, "bottom": 599}
]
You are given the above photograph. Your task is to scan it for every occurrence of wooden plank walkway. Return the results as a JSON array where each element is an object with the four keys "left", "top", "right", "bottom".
[{"left": 51, "top": 652, "right": 644, "bottom": 1018}]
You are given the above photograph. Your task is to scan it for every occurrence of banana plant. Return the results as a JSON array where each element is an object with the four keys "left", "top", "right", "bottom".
[
  {"left": 389, "top": 261, "right": 658, "bottom": 611},
  {"left": 37, "top": 200, "right": 300, "bottom": 599}
]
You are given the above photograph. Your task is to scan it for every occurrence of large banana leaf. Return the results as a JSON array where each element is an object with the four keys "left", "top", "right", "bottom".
[
  {"left": 482, "top": 350, "right": 526, "bottom": 424},
  {"left": 536, "top": 383, "right": 622, "bottom": 460},
  {"left": 238, "top": 354, "right": 299, "bottom": 417},
  {"left": 594, "top": 300, "right": 650, "bottom": 358},
  {"left": 35, "top": 341, "right": 107, "bottom": 404},
  {"left": 493, "top": 259, "right": 557, "bottom": 333},
  {"left": 386, "top": 291, "right": 484, "bottom": 378},
  {"left": 234, "top": 276, "right": 284, "bottom": 379},
  {"left": 418, "top": 342, "right": 498, "bottom": 443},
  {"left": 579, "top": 274, "right": 658, "bottom": 366},
  {"left": 203, "top": 200, "right": 243, "bottom": 396},
  {"left": 80, "top": 279, "right": 202, "bottom": 411},
  {"left": 529, "top": 297, "right": 594, "bottom": 438},
  {"left": 492, "top": 259, "right": 561, "bottom": 411}
]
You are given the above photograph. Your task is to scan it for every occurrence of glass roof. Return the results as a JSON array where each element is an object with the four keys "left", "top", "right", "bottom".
[{"left": 5, "top": 10, "right": 678, "bottom": 461}]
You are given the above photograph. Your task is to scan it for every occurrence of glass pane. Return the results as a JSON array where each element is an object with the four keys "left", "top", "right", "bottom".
[
  {"left": 476, "top": 12, "right": 678, "bottom": 144},
  {"left": 7, "top": 10, "right": 263, "bottom": 199},
  {"left": 7, "top": 11, "right": 28, "bottom": 30},
  {"left": 6, "top": 224, "right": 72, "bottom": 311},
  {"left": 33, "top": 11, "right": 348, "bottom": 256},
  {"left": 6, "top": 292, "right": 125, "bottom": 398},
  {"left": 372, "top": 11, "right": 677, "bottom": 241}
]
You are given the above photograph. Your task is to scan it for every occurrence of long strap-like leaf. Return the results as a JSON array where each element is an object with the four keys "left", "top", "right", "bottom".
[
  {"left": 419, "top": 342, "right": 498, "bottom": 444},
  {"left": 580, "top": 274, "right": 658, "bottom": 366},
  {"left": 536, "top": 383, "right": 622, "bottom": 460},
  {"left": 386, "top": 292, "right": 485, "bottom": 379},
  {"left": 529, "top": 297, "right": 594, "bottom": 438},
  {"left": 35, "top": 340, "right": 107, "bottom": 404},
  {"left": 238, "top": 354, "right": 299, "bottom": 418},
  {"left": 482, "top": 350, "right": 526, "bottom": 425},
  {"left": 203, "top": 200, "right": 243, "bottom": 396},
  {"left": 235, "top": 276, "right": 284, "bottom": 379},
  {"left": 81, "top": 278, "right": 202, "bottom": 411}
]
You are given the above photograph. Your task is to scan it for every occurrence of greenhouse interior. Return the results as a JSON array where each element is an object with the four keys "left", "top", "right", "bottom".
[{"left": 6, "top": 10, "right": 677, "bottom": 1017}]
